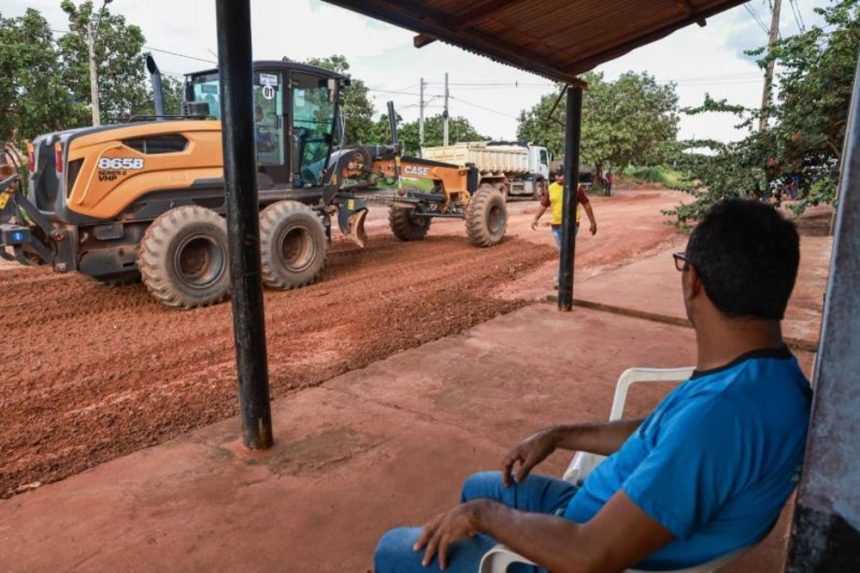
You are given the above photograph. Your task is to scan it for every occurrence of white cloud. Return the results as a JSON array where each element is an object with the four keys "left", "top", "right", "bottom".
[{"left": 1, "top": 0, "right": 834, "bottom": 142}]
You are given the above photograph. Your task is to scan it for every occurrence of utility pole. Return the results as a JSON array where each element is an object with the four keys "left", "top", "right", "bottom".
[
  {"left": 759, "top": 0, "right": 782, "bottom": 131},
  {"left": 87, "top": 0, "right": 113, "bottom": 127},
  {"left": 419, "top": 77, "right": 425, "bottom": 157},
  {"left": 87, "top": 23, "right": 100, "bottom": 126},
  {"left": 443, "top": 72, "right": 450, "bottom": 146}
]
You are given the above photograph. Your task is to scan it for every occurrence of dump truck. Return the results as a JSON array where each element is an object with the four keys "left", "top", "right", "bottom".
[
  {"left": 0, "top": 58, "right": 506, "bottom": 309},
  {"left": 422, "top": 141, "right": 551, "bottom": 199}
]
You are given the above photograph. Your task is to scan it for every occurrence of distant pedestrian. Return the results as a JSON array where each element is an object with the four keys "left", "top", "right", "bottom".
[
  {"left": 531, "top": 169, "right": 597, "bottom": 287},
  {"left": 604, "top": 170, "right": 613, "bottom": 197}
]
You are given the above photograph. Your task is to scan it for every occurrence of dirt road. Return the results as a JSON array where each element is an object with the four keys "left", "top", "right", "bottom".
[{"left": 0, "top": 189, "right": 686, "bottom": 497}]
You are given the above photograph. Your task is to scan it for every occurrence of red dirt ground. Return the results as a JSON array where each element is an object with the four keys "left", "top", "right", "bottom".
[{"left": 0, "top": 189, "right": 825, "bottom": 502}]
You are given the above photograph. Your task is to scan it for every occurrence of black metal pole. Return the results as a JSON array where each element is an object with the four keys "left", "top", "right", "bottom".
[
  {"left": 784, "top": 50, "right": 860, "bottom": 573},
  {"left": 558, "top": 85, "right": 583, "bottom": 311},
  {"left": 215, "top": 0, "right": 273, "bottom": 450}
]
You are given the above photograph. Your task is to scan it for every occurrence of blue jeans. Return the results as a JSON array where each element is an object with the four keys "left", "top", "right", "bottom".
[{"left": 374, "top": 471, "right": 578, "bottom": 573}]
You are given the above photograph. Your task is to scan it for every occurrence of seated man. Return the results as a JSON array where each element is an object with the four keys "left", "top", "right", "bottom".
[{"left": 375, "top": 199, "right": 811, "bottom": 572}]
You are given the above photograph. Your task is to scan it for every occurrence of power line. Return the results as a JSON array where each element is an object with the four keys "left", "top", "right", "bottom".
[
  {"left": 744, "top": 4, "right": 770, "bottom": 35},
  {"left": 789, "top": 0, "right": 806, "bottom": 32},
  {"left": 144, "top": 46, "right": 216, "bottom": 64},
  {"left": 448, "top": 95, "right": 519, "bottom": 119}
]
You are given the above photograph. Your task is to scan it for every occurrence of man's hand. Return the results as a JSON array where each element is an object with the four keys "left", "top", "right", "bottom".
[
  {"left": 531, "top": 218, "right": 540, "bottom": 231},
  {"left": 414, "top": 501, "right": 484, "bottom": 569},
  {"left": 589, "top": 222, "right": 597, "bottom": 235},
  {"left": 501, "top": 429, "right": 557, "bottom": 486}
]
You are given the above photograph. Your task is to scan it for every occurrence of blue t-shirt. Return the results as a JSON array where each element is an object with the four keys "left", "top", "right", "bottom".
[{"left": 564, "top": 347, "right": 811, "bottom": 570}]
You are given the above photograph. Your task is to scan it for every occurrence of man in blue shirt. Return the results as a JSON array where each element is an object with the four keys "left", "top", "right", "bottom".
[{"left": 375, "top": 199, "right": 811, "bottom": 572}]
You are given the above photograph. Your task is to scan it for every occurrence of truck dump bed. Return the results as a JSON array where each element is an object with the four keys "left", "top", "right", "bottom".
[{"left": 422, "top": 142, "right": 529, "bottom": 174}]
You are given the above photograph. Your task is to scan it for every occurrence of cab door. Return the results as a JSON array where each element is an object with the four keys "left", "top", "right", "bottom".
[
  {"left": 253, "top": 70, "right": 288, "bottom": 186},
  {"left": 289, "top": 71, "right": 337, "bottom": 188}
]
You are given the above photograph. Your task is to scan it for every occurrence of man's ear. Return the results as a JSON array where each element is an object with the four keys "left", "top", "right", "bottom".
[{"left": 684, "top": 265, "right": 705, "bottom": 301}]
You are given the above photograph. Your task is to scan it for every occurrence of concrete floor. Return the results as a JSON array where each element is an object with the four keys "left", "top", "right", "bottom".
[{"left": 0, "top": 303, "right": 816, "bottom": 572}]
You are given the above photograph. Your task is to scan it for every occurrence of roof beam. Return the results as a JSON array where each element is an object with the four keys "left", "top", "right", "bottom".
[
  {"left": 563, "top": 0, "right": 748, "bottom": 74},
  {"left": 449, "top": 0, "right": 525, "bottom": 28},
  {"left": 675, "top": 0, "right": 708, "bottom": 27}
]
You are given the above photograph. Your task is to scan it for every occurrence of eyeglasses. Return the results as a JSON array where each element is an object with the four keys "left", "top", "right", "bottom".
[{"left": 672, "top": 251, "right": 690, "bottom": 272}]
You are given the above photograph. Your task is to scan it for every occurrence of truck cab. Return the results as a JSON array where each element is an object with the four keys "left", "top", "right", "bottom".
[{"left": 527, "top": 144, "right": 551, "bottom": 182}]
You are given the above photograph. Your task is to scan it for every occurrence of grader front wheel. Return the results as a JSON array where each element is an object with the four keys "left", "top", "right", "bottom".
[{"left": 466, "top": 184, "right": 507, "bottom": 247}]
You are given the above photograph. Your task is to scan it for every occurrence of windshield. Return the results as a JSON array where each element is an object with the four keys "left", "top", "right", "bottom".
[
  {"left": 190, "top": 73, "right": 221, "bottom": 119},
  {"left": 292, "top": 73, "right": 336, "bottom": 186}
]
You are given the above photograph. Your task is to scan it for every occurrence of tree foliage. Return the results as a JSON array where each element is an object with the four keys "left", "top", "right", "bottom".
[
  {"left": 58, "top": 0, "right": 148, "bottom": 123},
  {"left": 0, "top": 8, "right": 87, "bottom": 142},
  {"left": 517, "top": 71, "right": 679, "bottom": 173},
  {"left": 665, "top": 0, "right": 859, "bottom": 225}
]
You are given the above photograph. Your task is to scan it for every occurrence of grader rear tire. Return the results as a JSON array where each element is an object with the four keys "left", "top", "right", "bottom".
[
  {"left": 389, "top": 205, "right": 432, "bottom": 241},
  {"left": 466, "top": 184, "right": 507, "bottom": 247},
  {"left": 259, "top": 200, "right": 327, "bottom": 290},
  {"left": 138, "top": 206, "right": 230, "bottom": 309}
]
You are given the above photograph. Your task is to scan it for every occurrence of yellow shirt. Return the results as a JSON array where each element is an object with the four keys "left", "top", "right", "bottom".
[{"left": 546, "top": 181, "right": 584, "bottom": 225}]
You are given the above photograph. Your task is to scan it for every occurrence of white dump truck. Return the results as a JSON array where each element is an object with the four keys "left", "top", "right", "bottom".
[{"left": 422, "top": 141, "right": 551, "bottom": 199}]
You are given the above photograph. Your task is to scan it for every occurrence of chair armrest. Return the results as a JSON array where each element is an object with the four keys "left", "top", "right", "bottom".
[
  {"left": 479, "top": 544, "right": 535, "bottom": 573},
  {"left": 563, "top": 451, "right": 606, "bottom": 484},
  {"left": 610, "top": 367, "right": 695, "bottom": 421}
]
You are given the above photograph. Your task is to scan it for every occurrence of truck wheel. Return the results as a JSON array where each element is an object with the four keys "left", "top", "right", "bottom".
[
  {"left": 466, "top": 184, "right": 507, "bottom": 247},
  {"left": 389, "top": 205, "right": 431, "bottom": 241},
  {"left": 138, "top": 206, "right": 230, "bottom": 309},
  {"left": 259, "top": 200, "right": 327, "bottom": 290}
]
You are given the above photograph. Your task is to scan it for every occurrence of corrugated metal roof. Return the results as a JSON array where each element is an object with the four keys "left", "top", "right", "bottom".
[{"left": 321, "top": 0, "right": 748, "bottom": 85}]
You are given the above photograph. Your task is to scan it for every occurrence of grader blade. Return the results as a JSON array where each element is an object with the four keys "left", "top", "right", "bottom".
[{"left": 345, "top": 208, "right": 368, "bottom": 248}]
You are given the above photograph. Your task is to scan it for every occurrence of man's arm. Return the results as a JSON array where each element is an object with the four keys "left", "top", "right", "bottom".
[
  {"left": 501, "top": 419, "right": 643, "bottom": 485},
  {"left": 577, "top": 187, "right": 598, "bottom": 235},
  {"left": 531, "top": 204, "right": 548, "bottom": 230},
  {"left": 476, "top": 491, "right": 674, "bottom": 572},
  {"left": 416, "top": 491, "right": 673, "bottom": 571}
]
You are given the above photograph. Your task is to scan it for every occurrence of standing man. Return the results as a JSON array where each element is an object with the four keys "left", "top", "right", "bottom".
[
  {"left": 531, "top": 169, "right": 597, "bottom": 286},
  {"left": 605, "top": 169, "right": 613, "bottom": 197}
]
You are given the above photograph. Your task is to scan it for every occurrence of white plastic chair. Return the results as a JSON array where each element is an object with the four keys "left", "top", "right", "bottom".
[{"left": 479, "top": 367, "right": 755, "bottom": 573}]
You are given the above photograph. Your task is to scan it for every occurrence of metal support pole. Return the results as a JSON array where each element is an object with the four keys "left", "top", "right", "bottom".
[
  {"left": 558, "top": 85, "right": 583, "bottom": 311},
  {"left": 784, "top": 50, "right": 860, "bottom": 573},
  {"left": 215, "top": 0, "right": 273, "bottom": 450}
]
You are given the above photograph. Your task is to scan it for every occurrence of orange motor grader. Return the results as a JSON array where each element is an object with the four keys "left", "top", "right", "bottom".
[{"left": 0, "top": 59, "right": 507, "bottom": 309}]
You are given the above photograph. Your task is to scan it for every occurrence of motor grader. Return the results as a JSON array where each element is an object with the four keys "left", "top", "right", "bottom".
[{"left": 0, "top": 59, "right": 507, "bottom": 309}]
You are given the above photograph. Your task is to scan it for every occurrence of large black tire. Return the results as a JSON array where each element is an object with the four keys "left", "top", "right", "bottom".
[
  {"left": 389, "top": 205, "right": 432, "bottom": 241},
  {"left": 259, "top": 200, "right": 327, "bottom": 290},
  {"left": 466, "top": 184, "right": 507, "bottom": 247},
  {"left": 138, "top": 206, "right": 230, "bottom": 309}
]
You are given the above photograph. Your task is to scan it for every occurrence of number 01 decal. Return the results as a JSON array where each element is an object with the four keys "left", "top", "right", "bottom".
[{"left": 98, "top": 157, "right": 145, "bottom": 170}]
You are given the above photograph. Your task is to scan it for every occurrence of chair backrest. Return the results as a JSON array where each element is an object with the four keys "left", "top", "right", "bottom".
[{"left": 563, "top": 366, "right": 694, "bottom": 484}]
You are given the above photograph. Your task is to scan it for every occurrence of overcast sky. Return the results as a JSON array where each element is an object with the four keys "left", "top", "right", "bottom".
[{"left": 4, "top": 0, "right": 829, "bottom": 142}]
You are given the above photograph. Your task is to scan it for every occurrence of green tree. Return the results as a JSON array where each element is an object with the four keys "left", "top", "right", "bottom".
[
  {"left": 58, "top": 0, "right": 147, "bottom": 123},
  {"left": 399, "top": 113, "right": 487, "bottom": 155},
  {"left": 664, "top": 0, "right": 860, "bottom": 225},
  {"left": 517, "top": 71, "right": 679, "bottom": 175},
  {"left": 305, "top": 54, "right": 375, "bottom": 144},
  {"left": 0, "top": 8, "right": 87, "bottom": 143}
]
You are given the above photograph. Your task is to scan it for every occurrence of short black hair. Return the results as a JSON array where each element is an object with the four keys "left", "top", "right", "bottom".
[{"left": 686, "top": 199, "right": 800, "bottom": 320}]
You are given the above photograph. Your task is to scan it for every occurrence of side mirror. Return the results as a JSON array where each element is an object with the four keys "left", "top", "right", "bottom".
[{"left": 327, "top": 78, "right": 339, "bottom": 103}]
